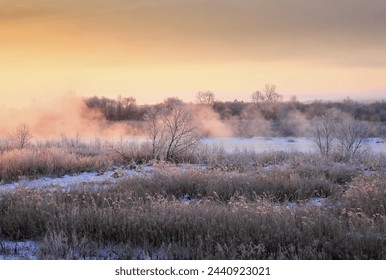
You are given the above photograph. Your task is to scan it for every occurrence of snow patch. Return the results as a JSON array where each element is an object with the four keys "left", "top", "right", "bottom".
[
  {"left": 0, "top": 240, "right": 39, "bottom": 260},
  {"left": 0, "top": 166, "right": 153, "bottom": 192}
]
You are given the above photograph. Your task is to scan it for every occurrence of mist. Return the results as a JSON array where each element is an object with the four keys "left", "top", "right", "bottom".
[
  {"left": 3, "top": 93, "right": 381, "bottom": 141},
  {"left": 190, "top": 105, "right": 234, "bottom": 137},
  {"left": 0, "top": 93, "right": 143, "bottom": 139},
  {"left": 279, "top": 110, "right": 311, "bottom": 137},
  {"left": 193, "top": 102, "right": 307, "bottom": 138}
]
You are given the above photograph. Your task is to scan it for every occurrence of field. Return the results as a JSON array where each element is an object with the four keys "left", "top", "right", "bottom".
[{"left": 0, "top": 136, "right": 385, "bottom": 260}]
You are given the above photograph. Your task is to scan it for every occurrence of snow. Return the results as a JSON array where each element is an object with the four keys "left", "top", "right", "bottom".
[
  {"left": 0, "top": 239, "right": 170, "bottom": 260},
  {"left": 202, "top": 137, "right": 317, "bottom": 153},
  {"left": 284, "top": 197, "right": 328, "bottom": 210},
  {"left": 0, "top": 167, "right": 150, "bottom": 192},
  {"left": 201, "top": 137, "right": 386, "bottom": 153},
  {"left": 1, "top": 171, "right": 109, "bottom": 192},
  {"left": 366, "top": 137, "right": 386, "bottom": 151},
  {"left": 180, "top": 193, "right": 191, "bottom": 204},
  {"left": 305, "top": 197, "right": 327, "bottom": 207},
  {"left": 179, "top": 193, "right": 201, "bottom": 205},
  {"left": 0, "top": 240, "right": 39, "bottom": 260}
]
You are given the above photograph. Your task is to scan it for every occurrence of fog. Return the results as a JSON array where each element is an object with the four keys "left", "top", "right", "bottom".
[
  {"left": 191, "top": 105, "right": 233, "bottom": 137},
  {"left": 0, "top": 93, "right": 315, "bottom": 140},
  {"left": 0, "top": 93, "right": 142, "bottom": 139}
]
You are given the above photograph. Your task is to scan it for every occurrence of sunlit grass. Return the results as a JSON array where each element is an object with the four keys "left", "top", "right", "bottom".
[
  {"left": 0, "top": 137, "right": 385, "bottom": 259},
  {"left": 0, "top": 169, "right": 385, "bottom": 259}
]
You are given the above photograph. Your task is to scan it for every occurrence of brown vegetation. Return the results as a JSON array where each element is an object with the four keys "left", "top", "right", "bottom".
[
  {"left": 0, "top": 94, "right": 385, "bottom": 259},
  {"left": 0, "top": 146, "right": 385, "bottom": 259}
]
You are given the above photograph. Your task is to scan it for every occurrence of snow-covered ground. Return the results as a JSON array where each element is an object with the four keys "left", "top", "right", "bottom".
[
  {"left": 202, "top": 137, "right": 315, "bottom": 153},
  {"left": 0, "top": 239, "right": 170, "bottom": 260},
  {"left": 1, "top": 171, "right": 114, "bottom": 191},
  {"left": 201, "top": 137, "right": 386, "bottom": 153},
  {"left": 0, "top": 240, "right": 39, "bottom": 260},
  {"left": 0, "top": 166, "right": 154, "bottom": 192}
]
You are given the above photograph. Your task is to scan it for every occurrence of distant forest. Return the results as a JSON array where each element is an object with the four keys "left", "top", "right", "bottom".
[{"left": 84, "top": 88, "right": 386, "bottom": 137}]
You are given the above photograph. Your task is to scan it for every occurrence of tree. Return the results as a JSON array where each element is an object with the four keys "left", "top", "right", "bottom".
[
  {"left": 251, "top": 84, "right": 283, "bottom": 104},
  {"left": 196, "top": 91, "right": 215, "bottom": 106},
  {"left": 163, "top": 97, "right": 184, "bottom": 111},
  {"left": 251, "top": 84, "right": 283, "bottom": 120},
  {"left": 163, "top": 103, "right": 201, "bottom": 161},
  {"left": 336, "top": 117, "right": 371, "bottom": 161},
  {"left": 14, "top": 123, "right": 33, "bottom": 149},
  {"left": 310, "top": 109, "right": 338, "bottom": 157},
  {"left": 310, "top": 109, "right": 371, "bottom": 160},
  {"left": 118, "top": 95, "right": 137, "bottom": 120},
  {"left": 143, "top": 100, "right": 201, "bottom": 161},
  {"left": 143, "top": 106, "right": 166, "bottom": 159}
]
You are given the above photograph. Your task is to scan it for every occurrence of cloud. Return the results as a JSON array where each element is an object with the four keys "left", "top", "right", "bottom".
[{"left": 2, "top": 0, "right": 386, "bottom": 67}]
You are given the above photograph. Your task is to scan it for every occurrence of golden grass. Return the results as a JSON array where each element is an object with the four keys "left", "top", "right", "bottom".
[
  {"left": 0, "top": 139, "right": 385, "bottom": 259},
  {"left": 0, "top": 172, "right": 385, "bottom": 259},
  {"left": 0, "top": 147, "right": 113, "bottom": 182}
]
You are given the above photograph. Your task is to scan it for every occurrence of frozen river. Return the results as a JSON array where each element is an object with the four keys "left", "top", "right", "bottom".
[{"left": 201, "top": 137, "right": 386, "bottom": 153}]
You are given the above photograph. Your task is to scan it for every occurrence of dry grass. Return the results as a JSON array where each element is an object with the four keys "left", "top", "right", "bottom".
[
  {"left": 343, "top": 175, "right": 386, "bottom": 217},
  {"left": 0, "top": 170, "right": 385, "bottom": 259},
  {"left": 0, "top": 135, "right": 373, "bottom": 185},
  {"left": 122, "top": 159, "right": 354, "bottom": 202},
  {"left": 0, "top": 138, "right": 385, "bottom": 259},
  {"left": 0, "top": 137, "right": 151, "bottom": 183},
  {"left": 0, "top": 147, "right": 113, "bottom": 183}
]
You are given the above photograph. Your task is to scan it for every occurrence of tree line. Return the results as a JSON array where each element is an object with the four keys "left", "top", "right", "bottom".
[
  {"left": 84, "top": 86, "right": 386, "bottom": 137},
  {"left": 3, "top": 86, "right": 385, "bottom": 163}
]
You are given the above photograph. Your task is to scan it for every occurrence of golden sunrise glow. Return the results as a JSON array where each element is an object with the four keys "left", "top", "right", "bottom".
[{"left": 1, "top": 0, "right": 386, "bottom": 107}]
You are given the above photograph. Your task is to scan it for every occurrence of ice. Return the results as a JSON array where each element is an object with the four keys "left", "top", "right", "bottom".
[
  {"left": 202, "top": 137, "right": 316, "bottom": 153},
  {"left": 201, "top": 136, "right": 386, "bottom": 153}
]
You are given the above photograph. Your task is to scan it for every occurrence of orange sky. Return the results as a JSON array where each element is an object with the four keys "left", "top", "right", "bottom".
[{"left": 1, "top": 0, "right": 386, "bottom": 107}]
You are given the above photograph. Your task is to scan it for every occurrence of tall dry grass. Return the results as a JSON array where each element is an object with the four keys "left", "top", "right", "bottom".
[
  {"left": 0, "top": 137, "right": 151, "bottom": 183},
  {"left": 119, "top": 161, "right": 352, "bottom": 202},
  {"left": 343, "top": 175, "right": 386, "bottom": 217},
  {"left": 1, "top": 134, "right": 381, "bottom": 185},
  {"left": 0, "top": 147, "right": 112, "bottom": 183},
  {"left": 0, "top": 137, "right": 385, "bottom": 259},
  {"left": 0, "top": 172, "right": 385, "bottom": 259}
]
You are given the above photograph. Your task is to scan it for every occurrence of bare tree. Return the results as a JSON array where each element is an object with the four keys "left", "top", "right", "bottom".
[
  {"left": 0, "top": 136, "right": 12, "bottom": 152},
  {"left": 310, "top": 109, "right": 339, "bottom": 157},
  {"left": 163, "top": 104, "right": 201, "bottom": 161},
  {"left": 143, "top": 101, "right": 201, "bottom": 162},
  {"left": 251, "top": 84, "right": 283, "bottom": 120},
  {"left": 121, "top": 96, "right": 137, "bottom": 119},
  {"left": 163, "top": 97, "right": 184, "bottom": 111},
  {"left": 336, "top": 117, "right": 371, "bottom": 161},
  {"left": 311, "top": 108, "right": 371, "bottom": 160},
  {"left": 251, "top": 84, "right": 283, "bottom": 104},
  {"left": 14, "top": 123, "right": 33, "bottom": 149},
  {"left": 196, "top": 91, "right": 215, "bottom": 106},
  {"left": 143, "top": 106, "right": 166, "bottom": 159}
]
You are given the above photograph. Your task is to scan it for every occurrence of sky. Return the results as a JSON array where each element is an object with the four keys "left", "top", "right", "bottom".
[{"left": 1, "top": 0, "right": 386, "bottom": 107}]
